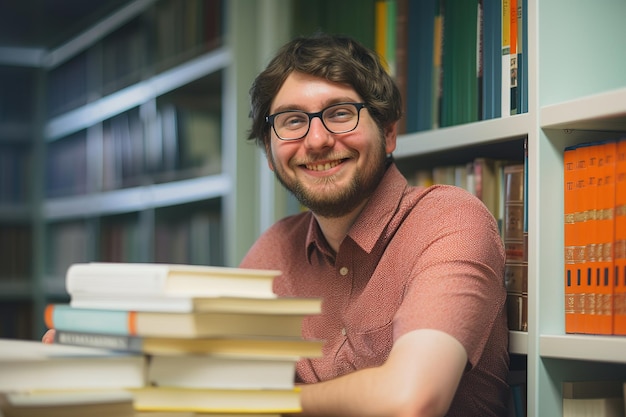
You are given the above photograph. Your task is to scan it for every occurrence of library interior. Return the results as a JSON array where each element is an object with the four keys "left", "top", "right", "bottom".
[{"left": 1, "top": 0, "right": 626, "bottom": 416}]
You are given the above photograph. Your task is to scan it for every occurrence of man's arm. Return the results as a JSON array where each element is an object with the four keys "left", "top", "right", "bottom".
[{"left": 297, "top": 328, "right": 467, "bottom": 417}]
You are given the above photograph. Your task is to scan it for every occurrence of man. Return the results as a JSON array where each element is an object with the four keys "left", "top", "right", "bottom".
[{"left": 240, "top": 33, "right": 509, "bottom": 416}]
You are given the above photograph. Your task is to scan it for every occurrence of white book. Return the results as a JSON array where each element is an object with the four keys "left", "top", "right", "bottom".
[
  {"left": 66, "top": 262, "right": 281, "bottom": 298},
  {"left": 0, "top": 338, "right": 145, "bottom": 391},
  {"left": 148, "top": 354, "right": 298, "bottom": 390}
]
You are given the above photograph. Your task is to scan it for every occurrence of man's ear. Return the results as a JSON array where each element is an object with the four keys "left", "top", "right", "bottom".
[{"left": 384, "top": 121, "right": 398, "bottom": 155}]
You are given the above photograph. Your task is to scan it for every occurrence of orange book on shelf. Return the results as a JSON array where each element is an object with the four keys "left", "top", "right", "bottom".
[
  {"left": 613, "top": 138, "right": 626, "bottom": 335},
  {"left": 585, "top": 141, "right": 616, "bottom": 334},
  {"left": 564, "top": 145, "right": 579, "bottom": 333},
  {"left": 592, "top": 140, "right": 617, "bottom": 334},
  {"left": 579, "top": 143, "right": 599, "bottom": 334}
]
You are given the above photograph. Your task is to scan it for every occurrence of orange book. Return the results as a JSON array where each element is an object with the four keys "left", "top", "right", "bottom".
[
  {"left": 613, "top": 138, "right": 626, "bottom": 334},
  {"left": 579, "top": 143, "right": 599, "bottom": 334},
  {"left": 564, "top": 145, "right": 579, "bottom": 333},
  {"left": 594, "top": 141, "right": 616, "bottom": 334}
]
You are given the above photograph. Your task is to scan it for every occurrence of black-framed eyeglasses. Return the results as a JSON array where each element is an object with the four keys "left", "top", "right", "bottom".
[{"left": 266, "top": 102, "right": 367, "bottom": 141}]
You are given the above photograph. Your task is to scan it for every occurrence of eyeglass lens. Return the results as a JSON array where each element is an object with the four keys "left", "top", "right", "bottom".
[{"left": 272, "top": 103, "right": 363, "bottom": 140}]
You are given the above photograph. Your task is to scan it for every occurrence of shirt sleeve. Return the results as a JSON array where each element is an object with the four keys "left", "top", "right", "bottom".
[{"left": 392, "top": 185, "right": 507, "bottom": 368}]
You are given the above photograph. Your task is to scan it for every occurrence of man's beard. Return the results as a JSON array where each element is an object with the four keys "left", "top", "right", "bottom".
[{"left": 270, "top": 144, "right": 389, "bottom": 218}]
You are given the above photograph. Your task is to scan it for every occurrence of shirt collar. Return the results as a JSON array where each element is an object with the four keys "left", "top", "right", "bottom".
[{"left": 304, "top": 163, "right": 408, "bottom": 263}]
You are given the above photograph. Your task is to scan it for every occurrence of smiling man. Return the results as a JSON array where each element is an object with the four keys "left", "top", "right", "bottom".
[{"left": 241, "top": 33, "right": 510, "bottom": 417}]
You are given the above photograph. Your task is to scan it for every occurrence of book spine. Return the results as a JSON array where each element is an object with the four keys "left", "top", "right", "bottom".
[
  {"left": 580, "top": 143, "right": 597, "bottom": 335},
  {"left": 508, "top": 0, "right": 518, "bottom": 115},
  {"left": 503, "top": 163, "right": 527, "bottom": 332},
  {"left": 54, "top": 330, "right": 143, "bottom": 352},
  {"left": 595, "top": 140, "right": 617, "bottom": 334},
  {"left": 573, "top": 145, "right": 589, "bottom": 334},
  {"left": 564, "top": 145, "right": 578, "bottom": 333},
  {"left": 614, "top": 138, "right": 626, "bottom": 335},
  {"left": 500, "top": 0, "right": 511, "bottom": 118},
  {"left": 45, "top": 304, "right": 137, "bottom": 335},
  {"left": 66, "top": 264, "right": 167, "bottom": 295}
]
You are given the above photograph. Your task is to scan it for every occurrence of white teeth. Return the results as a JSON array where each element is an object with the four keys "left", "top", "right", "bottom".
[{"left": 306, "top": 161, "right": 340, "bottom": 171}]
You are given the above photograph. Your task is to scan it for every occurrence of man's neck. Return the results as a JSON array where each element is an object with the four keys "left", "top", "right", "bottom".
[{"left": 313, "top": 199, "right": 369, "bottom": 253}]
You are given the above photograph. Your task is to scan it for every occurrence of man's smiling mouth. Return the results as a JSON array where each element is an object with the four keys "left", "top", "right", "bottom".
[{"left": 305, "top": 160, "right": 344, "bottom": 171}]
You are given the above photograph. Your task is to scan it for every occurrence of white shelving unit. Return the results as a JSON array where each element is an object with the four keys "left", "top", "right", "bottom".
[{"left": 392, "top": 0, "right": 626, "bottom": 415}]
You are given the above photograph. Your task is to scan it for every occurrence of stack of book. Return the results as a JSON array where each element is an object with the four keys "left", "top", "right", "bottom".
[
  {"left": 503, "top": 163, "right": 528, "bottom": 332},
  {"left": 564, "top": 138, "right": 626, "bottom": 335},
  {"left": 0, "top": 337, "right": 143, "bottom": 416},
  {"left": 562, "top": 380, "right": 625, "bottom": 417},
  {"left": 40, "top": 262, "right": 323, "bottom": 415}
]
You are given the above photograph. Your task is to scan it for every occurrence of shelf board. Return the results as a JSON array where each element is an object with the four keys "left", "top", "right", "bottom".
[
  {"left": 509, "top": 330, "right": 528, "bottom": 355},
  {"left": 541, "top": 87, "right": 626, "bottom": 132},
  {"left": 43, "top": 0, "right": 158, "bottom": 69},
  {"left": 394, "top": 113, "right": 531, "bottom": 159},
  {"left": 43, "top": 173, "right": 231, "bottom": 220},
  {"left": 540, "top": 333, "right": 626, "bottom": 364},
  {"left": 45, "top": 46, "right": 231, "bottom": 141}
]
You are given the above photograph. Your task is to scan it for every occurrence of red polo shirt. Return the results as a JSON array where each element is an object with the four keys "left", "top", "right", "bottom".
[{"left": 240, "top": 163, "right": 509, "bottom": 416}]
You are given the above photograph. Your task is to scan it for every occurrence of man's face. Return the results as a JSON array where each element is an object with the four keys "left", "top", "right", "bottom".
[{"left": 266, "top": 71, "right": 397, "bottom": 218}]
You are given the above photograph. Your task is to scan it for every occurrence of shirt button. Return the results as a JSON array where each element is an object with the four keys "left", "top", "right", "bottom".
[
  {"left": 339, "top": 266, "right": 349, "bottom": 276},
  {"left": 341, "top": 327, "right": 347, "bottom": 336}
]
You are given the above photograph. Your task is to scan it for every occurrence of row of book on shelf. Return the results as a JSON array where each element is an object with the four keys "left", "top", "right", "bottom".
[
  {"left": 0, "top": 262, "right": 323, "bottom": 416},
  {"left": 385, "top": 0, "right": 528, "bottom": 134},
  {"left": 46, "top": 0, "right": 223, "bottom": 118},
  {"left": 562, "top": 380, "right": 626, "bottom": 417},
  {"left": 44, "top": 208, "right": 223, "bottom": 285},
  {"left": 45, "top": 100, "right": 222, "bottom": 199},
  {"left": 408, "top": 144, "right": 528, "bottom": 332},
  {"left": 564, "top": 138, "right": 626, "bottom": 336}
]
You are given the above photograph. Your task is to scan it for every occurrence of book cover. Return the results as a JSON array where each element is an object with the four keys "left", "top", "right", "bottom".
[
  {"left": 481, "top": 0, "right": 502, "bottom": 120},
  {"left": 431, "top": 0, "right": 445, "bottom": 129},
  {"left": 500, "top": 0, "right": 511, "bottom": 118},
  {"left": 508, "top": 0, "right": 518, "bottom": 115},
  {"left": 440, "top": 0, "right": 480, "bottom": 127},
  {"left": 564, "top": 145, "right": 579, "bottom": 333},
  {"left": 45, "top": 304, "right": 307, "bottom": 338},
  {"left": 573, "top": 144, "right": 590, "bottom": 334},
  {"left": 594, "top": 140, "right": 617, "bottom": 335},
  {"left": 562, "top": 380, "right": 625, "bottom": 417},
  {"left": 580, "top": 143, "right": 599, "bottom": 335},
  {"left": 65, "top": 262, "right": 281, "bottom": 298},
  {"left": 563, "top": 380, "right": 624, "bottom": 399},
  {"left": 394, "top": 0, "right": 409, "bottom": 134},
  {"left": 130, "top": 386, "right": 301, "bottom": 414},
  {"left": 54, "top": 330, "right": 324, "bottom": 358},
  {"left": 147, "top": 354, "right": 297, "bottom": 390},
  {"left": 407, "top": 0, "right": 437, "bottom": 132},
  {"left": 0, "top": 390, "right": 135, "bottom": 417},
  {"left": 0, "top": 338, "right": 145, "bottom": 392},
  {"left": 69, "top": 293, "right": 321, "bottom": 315},
  {"left": 613, "top": 138, "right": 626, "bottom": 335},
  {"left": 503, "top": 163, "right": 527, "bottom": 331}
]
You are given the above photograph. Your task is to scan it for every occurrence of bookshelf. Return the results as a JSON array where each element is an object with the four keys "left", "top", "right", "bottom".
[
  {"left": 291, "top": 0, "right": 626, "bottom": 415},
  {"left": 2, "top": 0, "right": 624, "bottom": 415},
  {"left": 362, "top": 0, "right": 626, "bottom": 416},
  {"left": 0, "top": 63, "right": 40, "bottom": 340},
  {"left": 0, "top": 0, "right": 296, "bottom": 340}
]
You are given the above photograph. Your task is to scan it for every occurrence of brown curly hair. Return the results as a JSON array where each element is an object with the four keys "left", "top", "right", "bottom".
[{"left": 247, "top": 33, "right": 402, "bottom": 149}]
